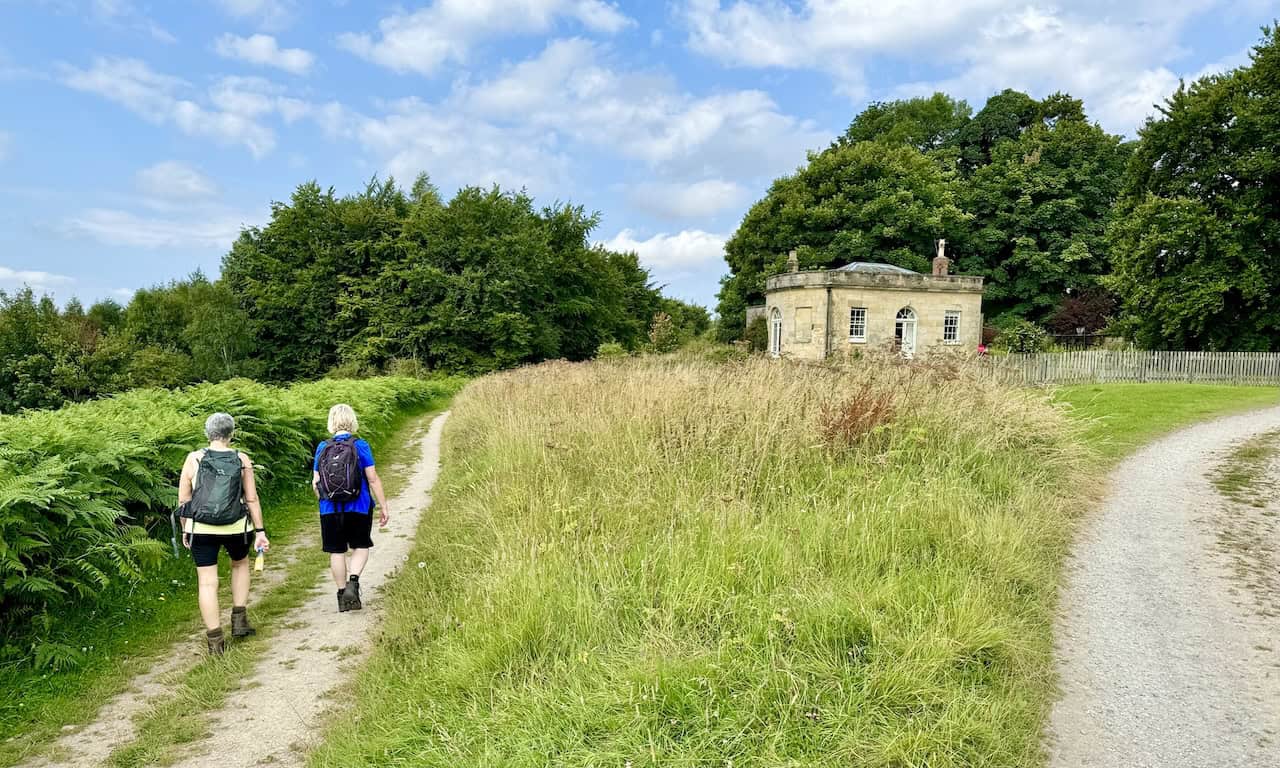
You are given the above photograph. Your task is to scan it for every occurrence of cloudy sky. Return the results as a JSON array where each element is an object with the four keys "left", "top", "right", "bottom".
[{"left": 0, "top": 1, "right": 1274, "bottom": 309}]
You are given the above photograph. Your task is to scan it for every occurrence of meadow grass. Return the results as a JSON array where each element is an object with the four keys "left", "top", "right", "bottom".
[
  {"left": 0, "top": 399, "right": 451, "bottom": 768},
  {"left": 1055, "top": 383, "right": 1280, "bottom": 462},
  {"left": 308, "top": 357, "right": 1084, "bottom": 767}
]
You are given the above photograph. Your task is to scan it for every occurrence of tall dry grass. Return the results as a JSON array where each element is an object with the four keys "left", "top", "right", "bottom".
[{"left": 311, "top": 356, "right": 1082, "bottom": 767}]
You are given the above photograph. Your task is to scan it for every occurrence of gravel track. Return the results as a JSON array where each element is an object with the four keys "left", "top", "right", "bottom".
[{"left": 1047, "top": 406, "right": 1280, "bottom": 767}]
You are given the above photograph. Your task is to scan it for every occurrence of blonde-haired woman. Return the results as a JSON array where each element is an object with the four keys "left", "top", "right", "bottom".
[{"left": 313, "top": 403, "right": 389, "bottom": 612}]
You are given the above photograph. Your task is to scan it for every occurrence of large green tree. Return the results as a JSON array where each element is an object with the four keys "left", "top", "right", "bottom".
[
  {"left": 835, "top": 93, "right": 972, "bottom": 153},
  {"left": 1108, "top": 26, "right": 1280, "bottom": 350},
  {"left": 956, "top": 95, "right": 1129, "bottom": 321},
  {"left": 716, "top": 141, "right": 969, "bottom": 340}
]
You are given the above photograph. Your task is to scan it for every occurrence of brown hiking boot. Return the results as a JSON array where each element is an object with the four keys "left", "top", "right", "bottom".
[
  {"left": 206, "top": 627, "right": 225, "bottom": 656},
  {"left": 231, "top": 606, "right": 256, "bottom": 638},
  {"left": 340, "top": 577, "right": 362, "bottom": 611}
]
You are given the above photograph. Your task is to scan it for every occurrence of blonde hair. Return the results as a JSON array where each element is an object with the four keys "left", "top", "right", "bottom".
[{"left": 327, "top": 404, "right": 359, "bottom": 434}]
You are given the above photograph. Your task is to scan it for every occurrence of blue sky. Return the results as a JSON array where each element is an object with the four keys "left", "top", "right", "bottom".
[{"left": 1, "top": 1, "right": 1275, "bottom": 310}]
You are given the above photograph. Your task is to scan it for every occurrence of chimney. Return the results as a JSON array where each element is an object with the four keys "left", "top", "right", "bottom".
[
  {"left": 932, "top": 239, "right": 950, "bottom": 276},
  {"left": 787, "top": 249, "right": 799, "bottom": 273}
]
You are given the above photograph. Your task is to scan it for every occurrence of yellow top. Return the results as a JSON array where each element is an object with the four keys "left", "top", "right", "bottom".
[{"left": 183, "top": 448, "right": 250, "bottom": 535}]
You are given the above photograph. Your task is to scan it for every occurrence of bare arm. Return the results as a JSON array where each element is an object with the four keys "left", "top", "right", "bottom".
[
  {"left": 177, "top": 454, "right": 197, "bottom": 547},
  {"left": 312, "top": 470, "right": 321, "bottom": 499},
  {"left": 365, "top": 466, "right": 389, "bottom": 527},
  {"left": 241, "top": 453, "right": 270, "bottom": 551}
]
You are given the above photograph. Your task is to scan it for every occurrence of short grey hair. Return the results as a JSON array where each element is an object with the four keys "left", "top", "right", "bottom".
[
  {"left": 327, "top": 404, "right": 358, "bottom": 434},
  {"left": 205, "top": 413, "right": 236, "bottom": 442}
]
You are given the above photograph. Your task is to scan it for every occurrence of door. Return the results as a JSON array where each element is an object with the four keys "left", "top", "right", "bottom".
[
  {"left": 770, "top": 308, "right": 782, "bottom": 357},
  {"left": 895, "top": 307, "right": 917, "bottom": 358}
]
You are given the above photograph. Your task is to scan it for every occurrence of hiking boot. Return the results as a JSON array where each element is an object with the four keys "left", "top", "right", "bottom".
[
  {"left": 337, "top": 589, "right": 349, "bottom": 613},
  {"left": 341, "top": 576, "right": 363, "bottom": 611},
  {"left": 206, "top": 627, "right": 225, "bottom": 656},
  {"left": 231, "top": 606, "right": 256, "bottom": 638}
]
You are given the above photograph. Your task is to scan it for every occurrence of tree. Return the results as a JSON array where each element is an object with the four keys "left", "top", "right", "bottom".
[
  {"left": 956, "top": 98, "right": 1129, "bottom": 321},
  {"left": 835, "top": 93, "right": 972, "bottom": 153},
  {"left": 716, "top": 141, "right": 970, "bottom": 338},
  {"left": 1107, "top": 26, "right": 1280, "bottom": 350},
  {"left": 953, "top": 89, "right": 1043, "bottom": 173}
]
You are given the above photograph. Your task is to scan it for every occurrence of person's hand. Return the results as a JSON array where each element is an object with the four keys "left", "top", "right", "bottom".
[
  {"left": 378, "top": 507, "right": 390, "bottom": 528},
  {"left": 182, "top": 532, "right": 192, "bottom": 550},
  {"left": 254, "top": 532, "right": 270, "bottom": 553}
]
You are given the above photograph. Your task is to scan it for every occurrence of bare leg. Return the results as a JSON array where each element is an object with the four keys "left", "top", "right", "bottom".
[
  {"left": 229, "top": 557, "right": 250, "bottom": 607},
  {"left": 330, "top": 553, "right": 348, "bottom": 588},
  {"left": 348, "top": 548, "right": 370, "bottom": 578},
  {"left": 196, "top": 565, "right": 220, "bottom": 630}
]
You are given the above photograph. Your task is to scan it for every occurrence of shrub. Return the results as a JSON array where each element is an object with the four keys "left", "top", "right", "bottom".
[
  {"left": 994, "top": 318, "right": 1050, "bottom": 353},
  {"left": 594, "top": 341, "right": 628, "bottom": 360},
  {"left": 0, "top": 375, "right": 463, "bottom": 660}
]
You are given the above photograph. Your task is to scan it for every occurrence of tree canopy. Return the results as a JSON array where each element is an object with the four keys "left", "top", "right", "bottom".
[{"left": 1106, "top": 26, "right": 1280, "bottom": 350}]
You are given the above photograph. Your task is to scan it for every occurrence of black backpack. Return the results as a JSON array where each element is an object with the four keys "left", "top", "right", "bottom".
[
  {"left": 185, "top": 450, "right": 247, "bottom": 526},
  {"left": 317, "top": 438, "right": 362, "bottom": 503}
]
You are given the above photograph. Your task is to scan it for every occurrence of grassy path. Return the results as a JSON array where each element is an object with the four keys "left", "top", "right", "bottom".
[{"left": 6, "top": 406, "right": 446, "bottom": 768}]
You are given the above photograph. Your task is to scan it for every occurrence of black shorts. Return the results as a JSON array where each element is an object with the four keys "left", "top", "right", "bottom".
[
  {"left": 190, "top": 533, "right": 252, "bottom": 567},
  {"left": 320, "top": 512, "right": 374, "bottom": 553}
]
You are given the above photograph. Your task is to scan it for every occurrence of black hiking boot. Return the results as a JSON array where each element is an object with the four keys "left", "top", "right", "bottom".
[
  {"left": 231, "top": 606, "right": 256, "bottom": 638},
  {"left": 206, "top": 627, "right": 225, "bottom": 656},
  {"left": 337, "top": 588, "right": 349, "bottom": 613},
  {"left": 341, "top": 575, "right": 362, "bottom": 611}
]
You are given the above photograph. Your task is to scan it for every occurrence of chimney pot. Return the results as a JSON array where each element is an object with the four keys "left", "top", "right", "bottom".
[
  {"left": 787, "top": 249, "right": 800, "bottom": 273},
  {"left": 932, "top": 239, "right": 950, "bottom": 276}
]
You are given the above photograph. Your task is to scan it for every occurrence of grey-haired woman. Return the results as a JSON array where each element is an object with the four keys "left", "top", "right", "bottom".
[{"left": 178, "top": 413, "right": 270, "bottom": 655}]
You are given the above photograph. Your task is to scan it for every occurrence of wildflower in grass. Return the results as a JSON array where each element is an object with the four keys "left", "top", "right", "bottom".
[{"left": 418, "top": 562, "right": 426, "bottom": 569}]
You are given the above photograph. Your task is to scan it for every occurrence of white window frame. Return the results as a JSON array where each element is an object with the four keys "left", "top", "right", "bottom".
[
  {"left": 848, "top": 307, "right": 867, "bottom": 343},
  {"left": 769, "top": 307, "right": 782, "bottom": 357},
  {"left": 943, "top": 310, "right": 961, "bottom": 344}
]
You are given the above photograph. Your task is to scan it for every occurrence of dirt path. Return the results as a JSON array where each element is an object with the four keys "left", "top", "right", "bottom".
[
  {"left": 1047, "top": 406, "right": 1280, "bottom": 767},
  {"left": 24, "top": 411, "right": 449, "bottom": 768}
]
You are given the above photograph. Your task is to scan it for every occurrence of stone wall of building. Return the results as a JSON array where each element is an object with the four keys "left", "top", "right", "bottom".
[{"left": 764, "top": 272, "right": 983, "bottom": 359}]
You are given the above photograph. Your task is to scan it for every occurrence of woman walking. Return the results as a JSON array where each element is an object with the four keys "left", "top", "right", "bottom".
[{"left": 177, "top": 413, "right": 270, "bottom": 655}]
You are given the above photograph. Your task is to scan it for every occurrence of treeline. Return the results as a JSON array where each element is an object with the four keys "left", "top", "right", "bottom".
[
  {"left": 0, "top": 178, "right": 708, "bottom": 413},
  {"left": 718, "top": 25, "right": 1280, "bottom": 352}
]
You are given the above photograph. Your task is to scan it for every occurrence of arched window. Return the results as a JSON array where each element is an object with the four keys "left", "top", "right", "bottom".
[
  {"left": 895, "top": 307, "right": 917, "bottom": 357},
  {"left": 769, "top": 307, "right": 783, "bottom": 357}
]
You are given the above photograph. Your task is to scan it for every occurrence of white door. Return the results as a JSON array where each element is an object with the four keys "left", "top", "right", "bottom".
[
  {"left": 770, "top": 308, "right": 782, "bottom": 357},
  {"left": 895, "top": 308, "right": 917, "bottom": 358}
]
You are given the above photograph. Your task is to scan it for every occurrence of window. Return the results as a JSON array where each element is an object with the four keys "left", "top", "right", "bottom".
[
  {"left": 848, "top": 307, "right": 867, "bottom": 342},
  {"left": 769, "top": 308, "right": 782, "bottom": 357},
  {"left": 943, "top": 310, "right": 961, "bottom": 344}
]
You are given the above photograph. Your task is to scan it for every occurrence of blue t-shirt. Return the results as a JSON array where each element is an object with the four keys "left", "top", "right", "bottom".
[{"left": 313, "top": 433, "right": 376, "bottom": 515}]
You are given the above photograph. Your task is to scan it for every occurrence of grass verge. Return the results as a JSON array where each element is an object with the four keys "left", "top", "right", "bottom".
[
  {"left": 308, "top": 357, "right": 1084, "bottom": 767},
  {"left": 1055, "top": 383, "right": 1280, "bottom": 462},
  {"left": 0, "top": 401, "right": 447, "bottom": 768}
]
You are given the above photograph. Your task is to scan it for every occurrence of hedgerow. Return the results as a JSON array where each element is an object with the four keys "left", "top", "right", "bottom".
[{"left": 0, "top": 376, "right": 461, "bottom": 664}]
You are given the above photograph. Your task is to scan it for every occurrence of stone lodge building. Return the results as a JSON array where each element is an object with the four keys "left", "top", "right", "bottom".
[{"left": 762, "top": 242, "right": 984, "bottom": 359}]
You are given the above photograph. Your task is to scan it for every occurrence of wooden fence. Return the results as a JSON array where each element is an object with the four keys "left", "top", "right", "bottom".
[{"left": 988, "top": 351, "right": 1280, "bottom": 386}]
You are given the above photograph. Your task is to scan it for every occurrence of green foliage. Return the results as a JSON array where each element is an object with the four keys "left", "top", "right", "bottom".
[
  {"left": 645, "top": 312, "right": 681, "bottom": 354},
  {"left": 994, "top": 318, "right": 1050, "bottom": 353},
  {"left": 718, "top": 140, "right": 970, "bottom": 316},
  {"left": 744, "top": 314, "right": 769, "bottom": 352},
  {"left": 594, "top": 341, "right": 628, "bottom": 359},
  {"left": 0, "top": 375, "right": 462, "bottom": 665},
  {"left": 717, "top": 88, "right": 1128, "bottom": 333},
  {"left": 224, "top": 177, "right": 668, "bottom": 377},
  {"left": 1107, "top": 26, "right": 1280, "bottom": 350},
  {"left": 836, "top": 93, "right": 972, "bottom": 153}
]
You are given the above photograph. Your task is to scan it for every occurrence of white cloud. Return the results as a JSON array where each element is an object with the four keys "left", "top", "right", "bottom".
[
  {"left": 628, "top": 179, "right": 747, "bottom": 220},
  {"left": 62, "top": 208, "right": 253, "bottom": 249},
  {"left": 214, "top": 33, "right": 314, "bottom": 75},
  {"left": 677, "top": 0, "right": 1234, "bottom": 133},
  {"left": 601, "top": 229, "right": 728, "bottom": 271},
  {"left": 90, "top": 0, "right": 177, "bottom": 43},
  {"left": 214, "top": 0, "right": 294, "bottom": 28},
  {"left": 337, "top": 0, "right": 633, "bottom": 76},
  {"left": 0, "top": 266, "right": 73, "bottom": 291},
  {"left": 135, "top": 161, "right": 219, "bottom": 200},
  {"left": 62, "top": 58, "right": 307, "bottom": 156}
]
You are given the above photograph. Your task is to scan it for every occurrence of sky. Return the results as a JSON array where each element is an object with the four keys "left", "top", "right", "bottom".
[{"left": 0, "top": 0, "right": 1276, "bottom": 310}]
